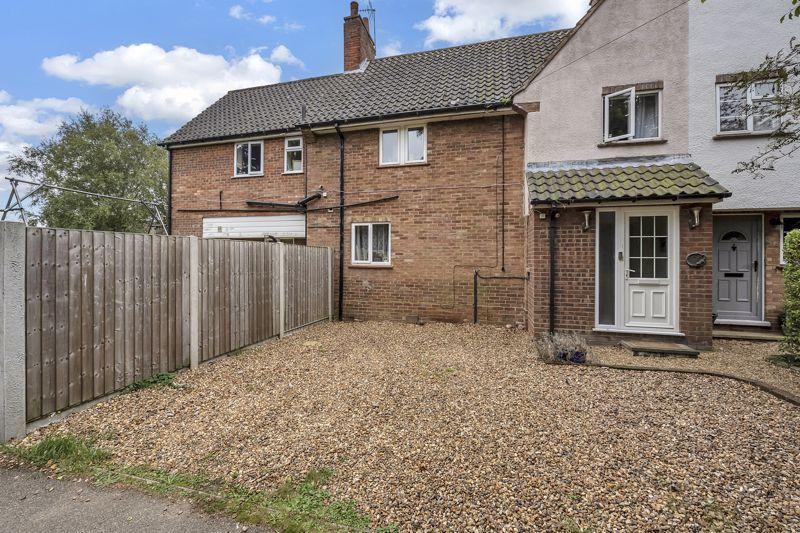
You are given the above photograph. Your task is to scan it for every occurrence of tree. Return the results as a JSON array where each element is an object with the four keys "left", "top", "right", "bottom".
[
  {"left": 701, "top": 0, "right": 799, "bottom": 178},
  {"left": 781, "top": 229, "right": 800, "bottom": 364},
  {"left": 729, "top": 38, "right": 800, "bottom": 178},
  {"left": 8, "top": 108, "right": 168, "bottom": 233}
]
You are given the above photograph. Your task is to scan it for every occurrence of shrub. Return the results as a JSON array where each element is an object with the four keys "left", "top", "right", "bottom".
[
  {"left": 535, "top": 332, "right": 590, "bottom": 364},
  {"left": 781, "top": 229, "right": 800, "bottom": 363}
]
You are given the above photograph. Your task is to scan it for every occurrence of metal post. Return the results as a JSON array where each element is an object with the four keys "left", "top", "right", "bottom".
[
  {"left": 327, "top": 247, "right": 333, "bottom": 322},
  {"left": 278, "top": 242, "right": 286, "bottom": 338},
  {"left": 188, "top": 236, "right": 199, "bottom": 370},
  {"left": 0, "top": 222, "right": 27, "bottom": 442}
]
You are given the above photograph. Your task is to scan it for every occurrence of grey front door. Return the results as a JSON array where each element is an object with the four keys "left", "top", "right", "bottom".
[{"left": 713, "top": 216, "right": 762, "bottom": 323}]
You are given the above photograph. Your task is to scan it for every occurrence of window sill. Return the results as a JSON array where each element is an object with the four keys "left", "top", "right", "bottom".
[
  {"left": 282, "top": 171, "right": 304, "bottom": 175},
  {"left": 349, "top": 263, "right": 393, "bottom": 269},
  {"left": 232, "top": 173, "right": 264, "bottom": 179},
  {"left": 713, "top": 131, "right": 777, "bottom": 140},
  {"left": 377, "top": 162, "right": 429, "bottom": 169},
  {"left": 597, "top": 138, "right": 667, "bottom": 148}
]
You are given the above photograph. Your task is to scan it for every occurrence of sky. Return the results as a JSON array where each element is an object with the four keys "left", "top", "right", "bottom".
[{"left": 0, "top": 0, "right": 589, "bottom": 188}]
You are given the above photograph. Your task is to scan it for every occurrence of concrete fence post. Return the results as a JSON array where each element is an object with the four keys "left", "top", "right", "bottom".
[
  {"left": 0, "top": 221, "right": 26, "bottom": 442},
  {"left": 278, "top": 242, "right": 286, "bottom": 338},
  {"left": 188, "top": 236, "right": 199, "bottom": 370}
]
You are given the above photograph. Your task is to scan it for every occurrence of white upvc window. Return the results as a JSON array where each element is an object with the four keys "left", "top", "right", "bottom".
[
  {"left": 284, "top": 137, "right": 303, "bottom": 173},
  {"left": 234, "top": 141, "right": 263, "bottom": 177},
  {"left": 380, "top": 125, "right": 426, "bottom": 165},
  {"left": 781, "top": 214, "right": 800, "bottom": 264},
  {"left": 603, "top": 87, "right": 662, "bottom": 142},
  {"left": 717, "top": 80, "right": 779, "bottom": 133},
  {"left": 352, "top": 222, "right": 391, "bottom": 265}
]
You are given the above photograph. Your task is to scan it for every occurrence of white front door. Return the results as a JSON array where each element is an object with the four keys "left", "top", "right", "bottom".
[
  {"left": 596, "top": 206, "right": 680, "bottom": 333},
  {"left": 623, "top": 209, "right": 676, "bottom": 330}
]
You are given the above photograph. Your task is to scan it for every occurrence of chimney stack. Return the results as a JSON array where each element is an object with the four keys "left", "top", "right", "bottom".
[{"left": 343, "top": 1, "right": 375, "bottom": 71}]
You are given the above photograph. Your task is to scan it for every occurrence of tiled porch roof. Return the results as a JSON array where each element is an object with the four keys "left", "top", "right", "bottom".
[{"left": 526, "top": 157, "right": 731, "bottom": 206}]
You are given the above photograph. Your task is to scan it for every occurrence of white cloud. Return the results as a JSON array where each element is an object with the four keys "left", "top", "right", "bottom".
[
  {"left": 277, "top": 21, "right": 304, "bottom": 32},
  {"left": 258, "top": 14, "right": 276, "bottom": 24},
  {"left": 0, "top": 92, "right": 88, "bottom": 178},
  {"left": 269, "top": 45, "right": 304, "bottom": 67},
  {"left": 416, "top": 0, "right": 589, "bottom": 46},
  {"left": 42, "top": 44, "right": 283, "bottom": 122},
  {"left": 229, "top": 4, "right": 247, "bottom": 19},
  {"left": 379, "top": 40, "right": 403, "bottom": 57}
]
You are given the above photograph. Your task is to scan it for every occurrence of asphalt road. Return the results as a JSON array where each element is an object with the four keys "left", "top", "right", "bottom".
[{"left": 0, "top": 468, "right": 260, "bottom": 533}]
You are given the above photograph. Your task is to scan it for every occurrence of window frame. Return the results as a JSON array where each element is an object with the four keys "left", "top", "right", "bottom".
[
  {"left": 284, "top": 136, "right": 303, "bottom": 174},
  {"left": 351, "top": 222, "right": 392, "bottom": 266},
  {"left": 379, "top": 125, "right": 427, "bottom": 166},
  {"left": 780, "top": 213, "right": 800, "bottom": 264},
  {"left": 603, "top": 88, "right": 662, "bottom": 143},
  {"left": 233, "top": 140, "right": 264, "bottom": 178},
  {"left": 716, "top": 80, "right": 779, "bottom": 134}
]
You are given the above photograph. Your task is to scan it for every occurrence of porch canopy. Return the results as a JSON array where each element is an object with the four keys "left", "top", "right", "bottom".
[{"left": 526, "top": 155, "right": 731, "bottom": 206}]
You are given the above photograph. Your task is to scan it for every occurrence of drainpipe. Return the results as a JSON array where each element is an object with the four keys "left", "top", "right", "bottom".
[
  {"left": 166, "top": 149, "right": 173, "bottom": 235},
  {"left": 549, "top": 207, "right": 557, "bottom": 334},
  {"left": 335, "top": 124, "right": 345, "bottom": 321}
]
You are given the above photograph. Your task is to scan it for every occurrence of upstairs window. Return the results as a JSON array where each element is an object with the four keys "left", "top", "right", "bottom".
[
  {"left": 603, "top": 87, "right": 661, "bottom": 142},
  {"left": 285, "top": 137, "right": 303, "bottom": 173},
  {"left": 352, "top": 222, "right": 391, "bottom": 265},
  {"left": 717, "top": 80, "right": 779, "bottom": 133},
  {"left": 380, "top": 125, "right": 426, "bottom": 165},
  {"left": 234, "top": 141, "right": 263, "bottom": 177}
]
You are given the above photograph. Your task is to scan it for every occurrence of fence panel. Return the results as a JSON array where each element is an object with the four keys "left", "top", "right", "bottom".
[
  {"left": 285, "top": 244, "right": 331, "bottom": 332},
  {"left": 24, "top": 228, "right": 191, "bottom": 422},
  {"left": 17, "top": 225, "right": 332, "bottom": 426}
]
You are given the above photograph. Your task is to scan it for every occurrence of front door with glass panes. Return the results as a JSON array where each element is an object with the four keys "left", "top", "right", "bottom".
[
  {"left": 596, "top": 207, "right": 678, "bottom": 332},
  {"left": 624, "top": 210, "right": 674, "bottom": 329}
]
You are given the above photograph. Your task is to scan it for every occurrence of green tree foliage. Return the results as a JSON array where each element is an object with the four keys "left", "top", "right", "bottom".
[
  {"left": 8, "top": 108, "right": 168, "bottom": 233},
  {"left": 782, "top": 229, "right": 800, "bottom": 361}
]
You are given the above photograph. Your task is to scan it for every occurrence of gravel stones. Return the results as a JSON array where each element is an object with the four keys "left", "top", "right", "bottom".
[{"left": 31, "top": 323, "right": 800, "bottom": 531}]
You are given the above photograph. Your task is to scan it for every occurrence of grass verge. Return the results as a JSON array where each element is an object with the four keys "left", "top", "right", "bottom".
[{"left": 3, "top": 435, "right": 393, "bottom": 532}]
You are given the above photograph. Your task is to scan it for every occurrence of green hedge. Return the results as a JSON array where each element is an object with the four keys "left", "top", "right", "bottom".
[{"left": 782, "top": 229, "right": 800, "bottom": 359}]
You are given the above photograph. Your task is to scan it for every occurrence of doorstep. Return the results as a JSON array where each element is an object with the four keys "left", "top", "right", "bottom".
[
  {"left": 713, "top": 329, "right": 784, "bottom": 342},
  {"left": 620, "top": 340, "right": 700, "bottom": 358}
]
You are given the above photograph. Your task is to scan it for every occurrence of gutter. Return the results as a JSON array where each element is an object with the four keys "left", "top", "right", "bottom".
[
  {"left": 160, "top": 104, "right": 512, "bottom": 148},
  {"left": 529, "top": 191, "right": 732, "bottom": 208}
]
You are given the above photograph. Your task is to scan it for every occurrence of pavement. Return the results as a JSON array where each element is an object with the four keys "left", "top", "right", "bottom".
[{"left": 0, "top": 467, "right": 262, "bottom": 533}]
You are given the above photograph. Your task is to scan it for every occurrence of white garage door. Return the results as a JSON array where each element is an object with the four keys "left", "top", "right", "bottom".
[{"left": 202, "top": 215, "right": 306, "bottom": 239}]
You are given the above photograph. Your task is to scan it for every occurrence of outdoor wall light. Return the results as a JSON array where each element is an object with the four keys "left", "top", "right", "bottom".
[
  {"left": 582, "top": 210, "right": 592, "bottom": 231},
  {"left": 689, "top": 206, "right": 702, "bottom": 229}
]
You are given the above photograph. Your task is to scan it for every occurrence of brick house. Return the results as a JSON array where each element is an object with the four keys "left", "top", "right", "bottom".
[
  {"left": 165, "top": 0, "right": 795, "bottom": 349},
  {"left": 165, "top": 2, "right": 567, "bottom": 326}
]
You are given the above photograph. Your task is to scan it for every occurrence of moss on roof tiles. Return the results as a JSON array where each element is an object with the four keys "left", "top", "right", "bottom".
[{"left": 526, "top": 163, "right": 731, "bottom": 205}]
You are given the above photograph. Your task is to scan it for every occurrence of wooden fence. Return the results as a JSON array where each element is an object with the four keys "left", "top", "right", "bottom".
[{"left": 7, "top": 223, "right": 332, "bottom": 427}]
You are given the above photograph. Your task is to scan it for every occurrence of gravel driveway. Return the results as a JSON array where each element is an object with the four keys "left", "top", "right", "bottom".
[
  {"left": 593, "top": 339, "right": 800, "bottom": 398},
  {"left": 31, "top": 322, "right": 800, "bottom": 531}
]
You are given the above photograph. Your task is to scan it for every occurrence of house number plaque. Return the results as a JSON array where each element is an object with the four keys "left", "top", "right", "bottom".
[{"left": 685, "top": 252, "right": 707, "bottom": 268}]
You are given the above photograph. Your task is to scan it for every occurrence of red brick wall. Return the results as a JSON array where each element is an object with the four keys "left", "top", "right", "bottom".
[
  {"left": 526, "top": 204, "right": 715, "bottom": 348},
  {"left": 763, "top": 212, "right": 786, "bottom": 328},
  {"left": 170, "top": 115, "right": 528, "bottom": 327}
]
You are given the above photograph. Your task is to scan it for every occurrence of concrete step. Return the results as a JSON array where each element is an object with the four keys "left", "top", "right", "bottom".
[
  {"left": 620, "top": 340, "right": 700, "bottom": 358},
  {"left": 713, "top": 329, "right": 784, "bottom": 342}
]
